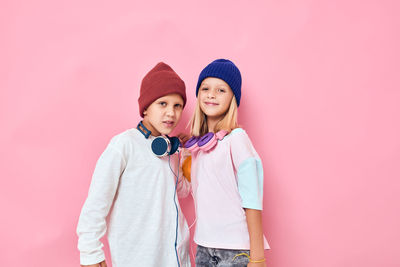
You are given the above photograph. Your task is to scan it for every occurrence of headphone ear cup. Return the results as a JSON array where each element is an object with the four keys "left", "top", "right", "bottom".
[
  {"left": 152, "top": 137, "right": 169, "bottom": 157},
  {"left": 168, "top": 136, "right": 180, "bottom": 155},
  {"left": 198, "top": 132, "right": 217, "bottom": 152}
]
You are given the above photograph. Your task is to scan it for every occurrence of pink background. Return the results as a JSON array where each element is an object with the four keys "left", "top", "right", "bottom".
[{"left": 1, "top": 0, "right": 399, "bottom": 266}]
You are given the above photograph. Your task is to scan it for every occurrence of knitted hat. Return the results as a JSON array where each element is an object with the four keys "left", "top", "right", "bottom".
[
  {"left": 138, "top": 62, "right": 186, "bottom": 117},
  {"left": 195, "top": 59, "right": 242, "bottom": 106}
]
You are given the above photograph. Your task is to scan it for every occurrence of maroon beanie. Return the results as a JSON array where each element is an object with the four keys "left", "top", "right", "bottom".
[{"left": 138, "top": 62, "right": 186, "bottom": 117}]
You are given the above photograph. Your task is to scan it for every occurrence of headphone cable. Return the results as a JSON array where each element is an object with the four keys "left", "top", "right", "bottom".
[{"left": 169, "top": 153, "right": 181, "bottom": 267}]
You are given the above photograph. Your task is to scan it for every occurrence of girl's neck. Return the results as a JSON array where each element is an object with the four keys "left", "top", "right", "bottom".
[{"left": 207, "top": 116, "right": 222, "bottom": 133}]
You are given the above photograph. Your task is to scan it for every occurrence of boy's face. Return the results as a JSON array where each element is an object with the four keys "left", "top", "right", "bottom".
[
  {"left": 198, "top": 77, "right": 233, "bottom": 120},
  {"left": 142, "top": 93, "right": 184, "bottom": 136}
]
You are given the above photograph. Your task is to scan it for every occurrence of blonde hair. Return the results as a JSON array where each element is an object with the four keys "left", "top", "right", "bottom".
[{"left": 189, "top": 96, "right": 239, "bottom": 136}]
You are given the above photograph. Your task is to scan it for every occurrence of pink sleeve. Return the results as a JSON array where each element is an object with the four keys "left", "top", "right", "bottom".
[{"left": 230, "top": 129, "right": 259, "bottom": 170}]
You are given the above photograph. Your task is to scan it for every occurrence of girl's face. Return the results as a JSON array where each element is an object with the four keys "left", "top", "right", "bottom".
[
  {"left": 142, "top": 93, "right": 184, "bottom": 136},
  {"left": 198, "top": 77, "right": 234, "bottom": 121}
]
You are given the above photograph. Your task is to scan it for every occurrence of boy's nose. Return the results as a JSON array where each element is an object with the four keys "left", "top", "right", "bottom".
[{"left": 166, "top": 107, "right": 175, "bottom": 116}]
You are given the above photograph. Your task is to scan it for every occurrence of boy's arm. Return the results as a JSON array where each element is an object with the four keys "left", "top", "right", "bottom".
[{"left": 77, "top": 144, "right": 126, "bottom": 265}]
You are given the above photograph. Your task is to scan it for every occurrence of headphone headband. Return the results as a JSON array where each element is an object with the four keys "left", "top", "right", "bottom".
[{"left": 185, "top": 130, "right": 228, "bottom": 152}]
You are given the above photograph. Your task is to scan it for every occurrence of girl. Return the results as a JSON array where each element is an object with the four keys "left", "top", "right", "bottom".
[{"left": 186, "top": 59, "right": 270, "bottom": 266}]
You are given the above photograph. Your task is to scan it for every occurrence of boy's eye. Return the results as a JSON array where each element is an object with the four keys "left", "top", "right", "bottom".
[
  {"left": 175, "top": 104, "right": 183, "bottom": 109},
  {"left": 159, "top": 102, "right": 167, "bottom": 106}
]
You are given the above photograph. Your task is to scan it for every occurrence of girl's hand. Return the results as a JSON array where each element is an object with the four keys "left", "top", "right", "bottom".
[
  {"left": 177, "top": 133, "right": 190, "bottom": 146},
  {"left": 247, "top": 261, "right": 266, "bottom": 267},
  {"left": 81, "top": 260, "right": 107, "bottom": 267}
]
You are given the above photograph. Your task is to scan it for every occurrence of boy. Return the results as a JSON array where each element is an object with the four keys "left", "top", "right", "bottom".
[{"left": 77, "top": 62, "right": 191, "bottom": 267}]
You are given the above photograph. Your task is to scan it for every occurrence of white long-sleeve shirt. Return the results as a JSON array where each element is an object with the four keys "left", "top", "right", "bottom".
[{"left": 77, "top": 128, "right": 191, "bottom": 267}]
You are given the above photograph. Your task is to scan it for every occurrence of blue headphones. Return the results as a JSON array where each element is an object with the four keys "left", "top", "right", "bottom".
[{"left": 137, "top": 121, "right": 180, "bottom": 157}]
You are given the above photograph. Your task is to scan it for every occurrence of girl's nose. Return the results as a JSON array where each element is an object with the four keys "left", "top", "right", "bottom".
[{"left": 207, "top": 91, "right": 215, "bottom": 98}]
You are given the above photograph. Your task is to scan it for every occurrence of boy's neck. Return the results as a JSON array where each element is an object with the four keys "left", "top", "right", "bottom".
[{"left": 138, "top": 120, "right": 161, "bottom": 137}]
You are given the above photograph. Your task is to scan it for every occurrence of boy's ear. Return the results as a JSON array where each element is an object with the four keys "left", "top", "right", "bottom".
[{"left": 143, "top": 109, "right": 147, "bottom": 116}]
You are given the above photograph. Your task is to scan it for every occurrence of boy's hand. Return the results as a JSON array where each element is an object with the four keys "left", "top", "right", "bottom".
[
  {"left": 177, "top": 133, "right": 190, "bottom": 146},
  {"left": 81, "top": 260, "right": 107, "bottom": 267}
]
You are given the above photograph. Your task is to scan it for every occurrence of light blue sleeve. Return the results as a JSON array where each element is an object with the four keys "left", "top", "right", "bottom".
[{"left": 237, "top": 157, "right": 264, "bottom": 210}]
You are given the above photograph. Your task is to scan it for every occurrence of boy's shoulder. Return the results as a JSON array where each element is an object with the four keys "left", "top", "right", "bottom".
[{"left": 108, "top": 128, "right": 142, "bottom": 147}]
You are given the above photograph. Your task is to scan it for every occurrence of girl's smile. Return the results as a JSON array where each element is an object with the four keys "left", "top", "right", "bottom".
[
  {"left": 204, "top": 101, "right": 219, "bottom": 106},
  {"left": 198, "top": 77, "right": 233, "bottom": 121}
]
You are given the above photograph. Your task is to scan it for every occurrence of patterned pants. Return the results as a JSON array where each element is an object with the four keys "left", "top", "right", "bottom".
[{"left": 195, "top": 245, "right": 250, "bottom": 267}]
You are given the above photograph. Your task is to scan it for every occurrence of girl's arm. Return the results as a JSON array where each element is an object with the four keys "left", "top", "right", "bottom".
[
  {"left": 81, "top": 260, "right": 107, "bottom": 267},
  {"left": 176, "top": 149, "right": 192, "bottom": 198},
  {"left": 245, "top": 208, "right": 267, "bottom": 267},
  {"left": 230, "top": 129, "right": 269, "bottom": 265}
]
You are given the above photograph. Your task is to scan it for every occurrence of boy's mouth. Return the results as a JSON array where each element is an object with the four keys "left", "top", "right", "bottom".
[{"left": 162, "top": 120, "right": 175, "bottom": 128}]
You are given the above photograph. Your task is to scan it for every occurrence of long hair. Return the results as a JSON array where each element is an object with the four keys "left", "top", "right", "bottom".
[{"left": 189, "top": 96, "right": 239, "bottom": 136}]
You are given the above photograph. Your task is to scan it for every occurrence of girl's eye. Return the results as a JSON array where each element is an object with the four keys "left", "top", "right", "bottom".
[
  {"left": 201, "top": 87, "right": 208, "bottom": 91},
  {"left": 218, "top": 88, "right": 226, "bottom": 93}
]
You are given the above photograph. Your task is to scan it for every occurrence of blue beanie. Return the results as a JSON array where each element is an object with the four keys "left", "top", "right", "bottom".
[{"left": 196, "top": 59, "right": 242, "bottom": 106}]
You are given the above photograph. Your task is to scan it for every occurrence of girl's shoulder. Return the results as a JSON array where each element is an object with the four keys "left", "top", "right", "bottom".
[
  {"left": 225, "top": 127, "right": 248, "bottom": 140},
  {"left": 223, "top": 127, "right": 254, "bottom": 148},
  {"left": 226, "top": 128, "right": 260, "bottom": 160},
  {"left": 225, "top": 127, "right": 256, "bottom": 149}
]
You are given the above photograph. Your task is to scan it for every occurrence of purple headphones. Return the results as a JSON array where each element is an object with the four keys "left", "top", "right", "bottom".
[{"left": 184, "top": 130, "right": 228, "bottom": 152}]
